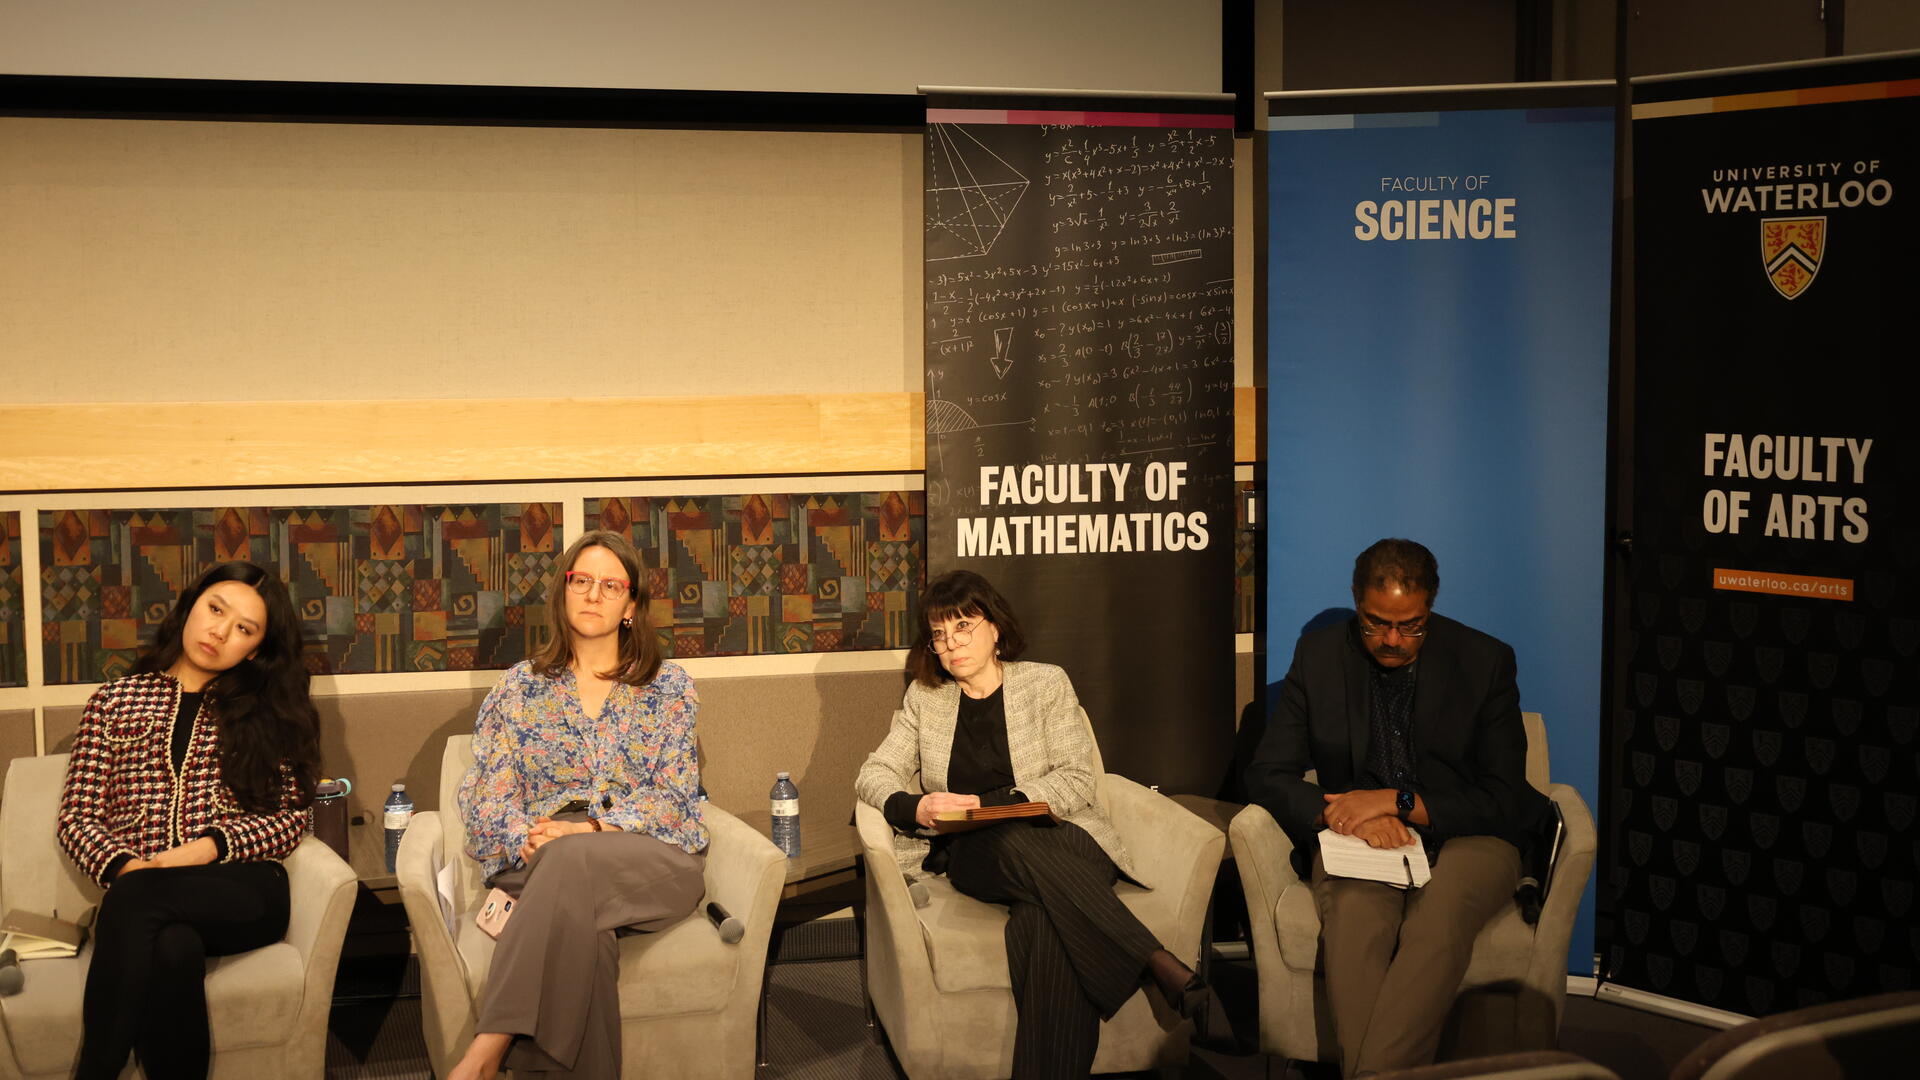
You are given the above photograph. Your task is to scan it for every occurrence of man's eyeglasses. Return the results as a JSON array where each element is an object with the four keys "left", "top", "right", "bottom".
[
  {"left": 564, "top": 572, "right": 632, "bottom": 598},
  {"left": 1357, "top": 611, "right": 1429, "bottom": 638},
  {"left": 929, "top": 620, "right": 981, "bottom": 653}
]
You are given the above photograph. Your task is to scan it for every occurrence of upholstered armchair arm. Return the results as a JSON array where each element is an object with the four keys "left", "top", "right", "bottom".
[
  {"left": 396, "top": 811, "right": 476, "bottom": 1077},
  {"left": 1522, "top": 783, "right": 1598, "bottom": 1045},
  {"left": 1229, "top": 801, "right": 1302, "bottom": 953},
  {"left": 696, "top": 805, "right": 786, "bottom": 961},
  {"left": 1102, "top": 775, "right": 1223, "bottom": 964},
  {"left": 280, "top": 833, "right": 357, "bottom": 1080},
  {"left": 854, "top": 800, "right": 943, "bottom": 1070}
]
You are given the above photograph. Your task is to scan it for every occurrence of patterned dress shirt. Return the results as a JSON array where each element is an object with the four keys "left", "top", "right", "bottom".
[
  {"left": 57, "top": 671, "right": 312, "bottom": 887},
  {"left": 457, "top": 659, "right": 708, "bottom": 881}
]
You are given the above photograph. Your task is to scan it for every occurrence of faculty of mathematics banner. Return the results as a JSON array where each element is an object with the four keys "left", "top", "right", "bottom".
[
  {"left": 923, "top": 92, "right": 1236, "bottom": 792},
  {"left": 1266, "top": 84, "right": 1616, "bottom": 975},
  {"left": 1615, "top": 55, "right": 1920, "bottom": 1016}
]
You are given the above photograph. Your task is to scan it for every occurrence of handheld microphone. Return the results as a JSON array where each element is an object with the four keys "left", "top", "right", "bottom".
[
  {"left": 704, "top": 902, "right": 744, "bottom": 944},
  {"left": 0, "top": 948, "right": 23, "bottom": 996}
]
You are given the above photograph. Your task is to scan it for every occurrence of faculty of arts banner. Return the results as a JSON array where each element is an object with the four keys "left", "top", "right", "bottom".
[
  {"left": 923, "top": 91, "right": 1236, "bottom": 792},
  {"left": 1265, "top": 84, "right": 1616, "bottom": 975},
  {"left": 1615, "top": 56, "right": 1920, "bottom": 1015}
]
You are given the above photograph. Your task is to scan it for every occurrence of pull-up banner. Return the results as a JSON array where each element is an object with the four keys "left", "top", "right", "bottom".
[
  {"left": 922, "top": 90, "right": 1236, "bottom": 793},
  {"left": 1614, "top": 55, "right": 1920, "bottom": 1017},
  {"left": 1265, "top": 84, "right": 1616, "bottom": 977}
]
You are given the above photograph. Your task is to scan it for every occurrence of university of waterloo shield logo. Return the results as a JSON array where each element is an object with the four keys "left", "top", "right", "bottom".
[{"left": 1761, "top": 217, "right": 1825, "bottom": 299}]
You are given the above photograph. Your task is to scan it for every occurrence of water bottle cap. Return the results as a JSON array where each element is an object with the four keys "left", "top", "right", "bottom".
[
  {"left": 776, "top": 771, "right": 790, "bottom": 779},
  {"left": 392, "top": 782, "right": 406, "bottom": 792}
]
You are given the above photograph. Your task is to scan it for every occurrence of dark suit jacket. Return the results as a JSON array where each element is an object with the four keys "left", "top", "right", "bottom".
[{"left": 1244, "top": 613, "right": 1546, "bottom": 874}]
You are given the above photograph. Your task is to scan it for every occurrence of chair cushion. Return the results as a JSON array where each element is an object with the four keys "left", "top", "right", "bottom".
[
  {"left": 1273, "top": 882, "right": 1537, "bottom": 985},
  {"left": 0, "top": 940, "right": 304, "bottom": 1076},
  {"left": 455, "top": 899, "right": 740, "bottom": 1019},
  {"left": 914, "top": 875, "right": 1157, "bottom": 994}
]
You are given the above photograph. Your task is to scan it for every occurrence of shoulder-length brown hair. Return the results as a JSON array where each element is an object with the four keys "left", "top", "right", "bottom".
[
  {"left": 906, "top": 570, "right": 1028, "bottom": 687},
  {"left": 530, "top": 530, "right": 663, "bottom": 686}
]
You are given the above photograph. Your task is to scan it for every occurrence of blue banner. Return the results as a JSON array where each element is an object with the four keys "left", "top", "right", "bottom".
[{"left": 1265, "top": 92, "right": 1614, "bottom": 974}]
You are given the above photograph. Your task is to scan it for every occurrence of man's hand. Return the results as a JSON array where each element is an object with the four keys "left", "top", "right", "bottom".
[
  {"left": 1353, "top": 815, "right": 1415, "bottom": 850},
  {"left": 1321, "top": 789, "right": 1398, "bottom": 835},
  {"left": 517, "top": 816, "right": 599, "bottom": 861},
  {"left": 915, "top": 792, "right": 982, "bottom": 829}
]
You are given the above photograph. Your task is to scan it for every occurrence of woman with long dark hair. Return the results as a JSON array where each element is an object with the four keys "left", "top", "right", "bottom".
[
  {"left": 56, "top": 560, "right": 321, "bottom": 1079},
  {"left": 449, "top": 530, "right": 707, "bottom": 1080},
  {"left": 857, "top": 570, "right": 1226, "bottom": 1079}
]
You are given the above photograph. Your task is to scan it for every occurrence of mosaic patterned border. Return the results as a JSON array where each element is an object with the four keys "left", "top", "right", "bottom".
[
  {"left": 39, "top": 505, "right": 560, "bottom": 684},
  {"left": 1, "top": 512, "right": 23, "bottom": 688},
  {"left": 587, "top": 492, "right": 924, "bottom": 656}
]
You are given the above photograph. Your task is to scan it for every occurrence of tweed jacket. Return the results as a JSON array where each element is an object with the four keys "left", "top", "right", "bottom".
[
  {"left": 57, "top": 671, "right": 312, "bottom": 888},
  {"left": 855, "top": 661, "right": 1141, "bottom": 886}
]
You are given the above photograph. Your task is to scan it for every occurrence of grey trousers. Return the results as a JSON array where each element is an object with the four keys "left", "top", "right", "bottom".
[
  {"left": 476, "top": 831, "right": 706, "bottom": 1078},
  {"left": 1311, "top": 834, "right": 1521, "bottom": 1078}
]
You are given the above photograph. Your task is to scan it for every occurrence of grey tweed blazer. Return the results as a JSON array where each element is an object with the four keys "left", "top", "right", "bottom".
[{"left": 854, "top": 661, "right": 1141, "bottom": 885}]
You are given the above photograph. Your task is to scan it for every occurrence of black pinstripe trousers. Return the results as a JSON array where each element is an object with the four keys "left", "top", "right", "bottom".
[{"left": 946, "top": 820, "right": 1163, "bottom": 1080}]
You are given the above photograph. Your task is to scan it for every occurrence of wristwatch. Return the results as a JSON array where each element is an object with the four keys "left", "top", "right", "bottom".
[{"left": 1396, "top": 789, "right": 1415, "bottom": 819}]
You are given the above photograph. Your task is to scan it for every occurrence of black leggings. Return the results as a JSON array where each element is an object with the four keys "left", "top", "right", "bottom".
[{"left": 75, "top": 860, "right": 290, "bottom": 1080}]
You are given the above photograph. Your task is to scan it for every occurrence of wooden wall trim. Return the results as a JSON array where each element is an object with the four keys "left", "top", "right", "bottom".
[
  {"left": 0, "top": 393, "right": 924, "bottom": 492},
  {"left": 2, "top": 387, "right": 1259, "bottom": 492}
]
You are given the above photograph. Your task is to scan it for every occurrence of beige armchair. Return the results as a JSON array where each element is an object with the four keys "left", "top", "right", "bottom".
[
  {"left": 854, "top": 709, "right": 1226, "bottom": 1079},
  {"left": 0, "top": 753, "right": 358, "bottom": 1080},
  {"left": 395, "top": 734, "right": 786, "bottom": 1080},
  {"left": 1231, "top": 712, "right": 1597, "bottom": 1066}
]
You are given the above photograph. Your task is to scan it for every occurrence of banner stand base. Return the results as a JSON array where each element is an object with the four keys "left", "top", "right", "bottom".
[{"left": 1594, "top": 982, "right": 1752, "bottom": 1030}]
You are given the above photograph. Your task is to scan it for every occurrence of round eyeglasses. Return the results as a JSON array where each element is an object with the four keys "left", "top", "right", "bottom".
[
  {"left": 929, "top": 621, "right": 981, "bottom": 653},
  {"left": 564, "top": 571, "right": 632, "bottom": 598}
]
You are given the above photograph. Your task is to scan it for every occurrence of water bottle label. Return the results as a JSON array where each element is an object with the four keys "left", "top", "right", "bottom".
[
  {"left": 384, "top": 808, "right": 413, "bottom": 829},
  {"left": 770, "top": 799, "right": 799, "bottom": 816}
]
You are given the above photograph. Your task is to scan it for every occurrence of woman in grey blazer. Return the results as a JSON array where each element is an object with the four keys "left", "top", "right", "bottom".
[{"left": 856, "top": 570, "right": 1218, "bottom": 1079}]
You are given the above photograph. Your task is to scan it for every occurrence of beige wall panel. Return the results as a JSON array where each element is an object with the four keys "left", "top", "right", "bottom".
[
  {"left": 316, "top": 687, "right": 492, "bottom": 826},
  {"left": 0, "top": 710, "right": 37, "bottom": 794},
  {"left": 44, "top": 705, "right": 81, "bottom": 756},
  {"left": 1, "top": 392, "right": 923, "bottom": 490},
  {"left": 695, "top": 668, "right": 904, "bottom": 826},
  {"left": 0, "top": 118, "right": 912, "bottom": 404}
]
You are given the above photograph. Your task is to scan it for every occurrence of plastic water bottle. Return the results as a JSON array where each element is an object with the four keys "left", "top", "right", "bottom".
[
  {"left": 770, "top": 772, "right": 801, "bottom": 858},
  {"left": 383, "top": 782, "right": 413, "bottom": 872}
]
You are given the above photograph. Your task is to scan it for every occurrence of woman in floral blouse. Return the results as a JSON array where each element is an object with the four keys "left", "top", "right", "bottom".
[
  {"left": 57, "top": 561, "right": 320, "bottom": 1080},
  {"left": 450, "top": 529, "right": 707, "bottom": 1080}
]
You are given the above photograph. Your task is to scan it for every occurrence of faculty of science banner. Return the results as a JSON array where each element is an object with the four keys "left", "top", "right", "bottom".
[
  {"left": 923, "top": 92, "right": 1236, "bottom": 793},
  {"left": 1266, "top": 85, "right": 1616, "bottom": 976},
  {"left": 1616, "top": 57, "right": 1919, "bottom": 1016}
]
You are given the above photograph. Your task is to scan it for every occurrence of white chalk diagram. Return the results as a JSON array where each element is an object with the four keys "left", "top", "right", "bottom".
[
  {"left": 925, "top": 124, "right": 1030, "bottom": 261},
  {"left": 991, "top": 327, "right": 1015, "bottom": 379},
  {"left": 924, "top": 388, "right": 1035, "bottom": 488}
]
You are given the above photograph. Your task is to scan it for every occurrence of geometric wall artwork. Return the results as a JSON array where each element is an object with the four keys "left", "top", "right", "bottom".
[
  {"left": 1, "top": 512, "right": 22, "bottom": 688},
  {"left": 37, "top": 504, "right": 560, "bottom": 684},
  {"left": 19, "top": 486, "right": 1247, "bottom": 682},
  {"left": 586, "top": 491, "right": 925, "bottom": 657}
]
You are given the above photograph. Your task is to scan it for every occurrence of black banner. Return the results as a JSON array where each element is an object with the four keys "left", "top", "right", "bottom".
[
  {"left": 1613, "top": 62, "right": 1920, "bottom": 1015},
  {"left": 923, "top": 95, "right": 1236, "bottom": 792}
]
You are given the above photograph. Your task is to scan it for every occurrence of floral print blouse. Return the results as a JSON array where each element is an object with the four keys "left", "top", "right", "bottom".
[{"left": 457, "top": 659, "right": 708, "bottom": 880}]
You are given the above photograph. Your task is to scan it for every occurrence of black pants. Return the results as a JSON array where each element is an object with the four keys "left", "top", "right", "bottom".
[
  {"left": 946, "top": 821, "right": 1162, "bottom": 1080},
  {"left": 75, "top": 861, "right": 290, "bottom": 1080}
]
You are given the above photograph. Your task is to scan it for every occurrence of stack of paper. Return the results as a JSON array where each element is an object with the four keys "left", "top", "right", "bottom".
[
  {"left": 0, "top": 909, "right": 88, "bottom": 959},
  {"left": 1318, "top": 829, "right": 1432, "bottom": 889}
]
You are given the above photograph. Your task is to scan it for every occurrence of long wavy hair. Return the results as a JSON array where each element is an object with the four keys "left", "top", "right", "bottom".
[
  {"left": 134, "top": 562, "right": 320, "bottom": 814},
  {"left": 529, "top": 530, "right": 663, "bottom": 686}
]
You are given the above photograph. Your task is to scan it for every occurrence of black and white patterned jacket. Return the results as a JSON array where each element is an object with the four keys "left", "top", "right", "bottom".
[{"left": 56, "top": 671, "right": 311, "bottom": 887}]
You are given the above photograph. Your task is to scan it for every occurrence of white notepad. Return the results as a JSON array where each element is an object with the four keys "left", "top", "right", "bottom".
[{"left": 1318, "top": 828, "right": 1432, "bottom": 889}]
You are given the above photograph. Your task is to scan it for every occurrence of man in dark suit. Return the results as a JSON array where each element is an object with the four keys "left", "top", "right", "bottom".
[{"left": 1245, "top": 538, "right": 1547, "bottom": 1077}]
